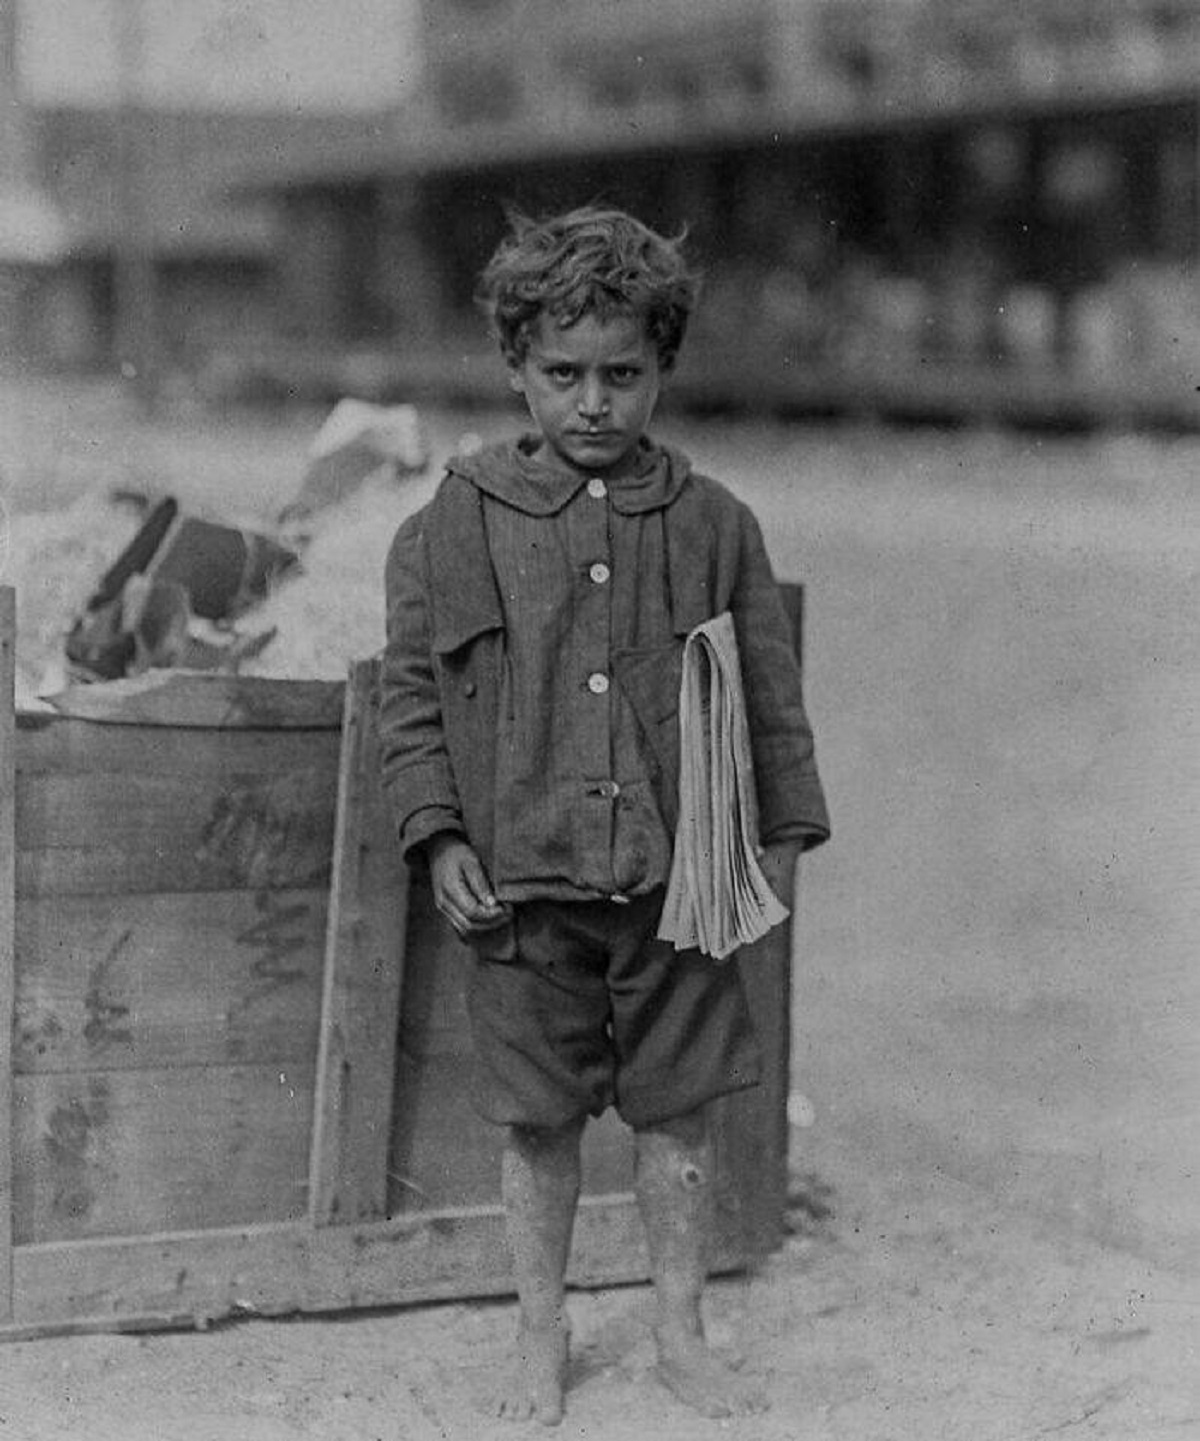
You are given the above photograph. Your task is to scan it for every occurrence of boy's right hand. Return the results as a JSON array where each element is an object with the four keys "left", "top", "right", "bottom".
[{"left": 426, "top": 835, "right": 512, "bottom": 938}]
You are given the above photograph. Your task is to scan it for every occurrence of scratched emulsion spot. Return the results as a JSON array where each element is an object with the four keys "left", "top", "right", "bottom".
[{"left": 44, "top": 1081, "right": 111, "bottom": 1222}]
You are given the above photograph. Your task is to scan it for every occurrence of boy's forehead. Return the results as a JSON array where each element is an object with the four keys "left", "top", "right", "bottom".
[{"left": 528, "top": 309, "right": 652, "bottom": 359}]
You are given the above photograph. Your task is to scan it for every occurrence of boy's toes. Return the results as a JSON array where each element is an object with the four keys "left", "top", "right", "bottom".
[
  {"left": 479, "top": 1324, "right": 568, "bottom": 1426},
  {"left": 655, "top": 1333, "right": 768, "bottom": 1418}
]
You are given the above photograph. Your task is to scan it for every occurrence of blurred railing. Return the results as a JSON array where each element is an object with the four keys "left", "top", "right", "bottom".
[{"left": 419, "top": 0, "right": 1200, "bottom": 151}]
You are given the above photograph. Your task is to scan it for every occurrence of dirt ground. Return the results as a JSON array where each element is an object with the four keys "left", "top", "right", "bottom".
[
  {"left": 0, "top": 1124, "right": 1196, "bottom": 1441},
  {"left": 1, "top": 375, "right": 1198, "bottom": 1440}
]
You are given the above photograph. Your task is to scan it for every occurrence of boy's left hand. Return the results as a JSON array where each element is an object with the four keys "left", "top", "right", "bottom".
[{"left": 759, "top": 839, "right": 802, "bottom": 908}]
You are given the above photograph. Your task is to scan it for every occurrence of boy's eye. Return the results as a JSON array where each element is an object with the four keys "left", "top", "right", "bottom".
[
  {"left": 608, "top": 366, "right": 641, "bottom": 385},
  {"left": 546, "top": 365, "right": 577, "bottom": 384}
]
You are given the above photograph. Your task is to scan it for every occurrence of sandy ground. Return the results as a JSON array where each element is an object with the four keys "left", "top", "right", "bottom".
[
  {"left": 1, "top": 1128, "right": 1197, "bottom": 1441},
  {"left": 1, "top": 375, "right": 1198, "bottom": 1439}
]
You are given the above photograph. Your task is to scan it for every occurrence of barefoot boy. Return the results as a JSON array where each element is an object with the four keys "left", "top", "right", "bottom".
[{"left": 379, "top": 205, "right": 829, "bottom": 1424}]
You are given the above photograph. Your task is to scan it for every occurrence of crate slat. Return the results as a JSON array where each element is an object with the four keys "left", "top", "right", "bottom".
[
  {"left": 14, "top": 888, "right": 327, "bottom": 1074},
  {"left": 15, "top": 717, "right": 341, "bottom": 777},
  {"left": 12, "top": 1064, "right": 314, "bottom": 1244},
  {"left": 38, "top": 673, "right": 344, "bottom": 729},
  {"left": 0, "top": 590, "right": 16, "bottom": 1320},
  {"left": 309, "top": 661, "right": 409, "bottom": 1226},
  {"left": 16, "top": 765, "right": 338, "bottom": 896}
]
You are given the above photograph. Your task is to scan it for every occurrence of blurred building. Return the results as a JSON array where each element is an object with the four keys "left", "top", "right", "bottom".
[
  {"left": 241, "top": 0, "right": 1200, "bottom": 425},
  {"left": 0, "top": 0, "right": 69, "bottom": 357},
  {"left": 1, "top": 0, "right": 410, "bottom": 374},
  {"left": 14, "top": 107, "right": 401, "bottom": 373},
  {"left": 9, "top": 0, "right": 1200, "bottom": 425}
]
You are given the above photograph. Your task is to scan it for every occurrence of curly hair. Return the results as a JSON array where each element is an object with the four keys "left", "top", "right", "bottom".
[{"left": 476, "top": 205, "right": 701, "bottom": 371}]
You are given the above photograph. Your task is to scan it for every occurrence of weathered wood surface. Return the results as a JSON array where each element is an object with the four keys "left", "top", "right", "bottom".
[
  {"left": 15, "top": 715, "right": 340, "bottom": 774},
  {"left": 309, "top": 662, "right": 409, "bottom": 1226},
  {"left": 39, "top": 672, "right": 345, "bottom": 729},
  {"left": 14, "top": 889, "right": 326, "bottom": 1074},
  {"left": 17, "top": 752, "right": 339, "bottom": 896},
  {"left": 6, "top": 1192, "right": 750, "bottom": 1338},
  {"left": 1, "top": 589, "right": 16, "bottom": 1320},
  {"left": 12, "top": 1064, "right": 314, "bottom": 1245}
]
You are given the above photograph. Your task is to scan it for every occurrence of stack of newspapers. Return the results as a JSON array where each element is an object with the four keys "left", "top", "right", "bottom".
[{"left": 657, "top": 611, "right": 789, "bottom": 961}]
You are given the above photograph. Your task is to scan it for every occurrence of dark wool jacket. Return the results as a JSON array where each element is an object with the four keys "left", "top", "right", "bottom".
[{"left": 379, "top": 441, "right": 830, "bottom": 878}]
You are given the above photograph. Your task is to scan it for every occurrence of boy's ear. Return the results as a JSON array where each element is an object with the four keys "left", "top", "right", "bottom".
[{"left": 507, "top": 363, "right": 526, "bottom": 396}]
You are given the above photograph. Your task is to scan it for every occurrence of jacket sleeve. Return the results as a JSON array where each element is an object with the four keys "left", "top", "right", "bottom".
[
  {"left": 378, "top": 509, "right": 467, "bottom": 861},
  {"left": 728, "top": 502, "right": 831, "bottom": 850}
]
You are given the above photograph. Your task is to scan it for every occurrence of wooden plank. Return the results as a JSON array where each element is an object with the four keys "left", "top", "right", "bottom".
[
  {"left": 3, "top": 1200, "right": 630, "bottom": 1333},
  {"left": 0, "top": 588, "right": 15, "bottom": 1321},
  {"left": 708, "top": 580, "right": 804, "bottom": 1254},
  {"left": 14, "top": 889, "right": 327, "bottom": 1074},
  {"left": 16, "top": 763, "right": 338, "bottom": 896},
  {"left": 309, "top": 660, "right": 409, "bottom": 1226},
  {"left": 6, "top": 1195, "right": 758, "bottom": 1338},
  {"left": 15, "top": 716, "right": 341, "bottom": 778},
  {"left": 12, "top": 1065, "right": 314, "bottom": 1245},
  {"left": 40, "top": 672, "right": 345, "bottom": 729},
  {"left": 710, "top": 925, "right": 793, "bottom": 1257}
]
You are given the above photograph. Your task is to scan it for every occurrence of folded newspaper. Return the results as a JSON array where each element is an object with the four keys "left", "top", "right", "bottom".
[{"left": 657, "top": 611, "right": 789, "bottom": 960}]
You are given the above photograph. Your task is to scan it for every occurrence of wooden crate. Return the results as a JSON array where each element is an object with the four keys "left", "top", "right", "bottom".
[{"left": 0, "top": 583, "right": 801, "bottom": 1339}]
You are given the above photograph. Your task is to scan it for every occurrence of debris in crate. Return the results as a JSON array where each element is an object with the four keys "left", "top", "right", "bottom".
[
  {"left": 122, "top": 574, "right": 277, "bottom": 671},
  {"left": 237, "top": 464, "right": 438, "bottom": 680},
  {"left": 149, "top": 513, "right": 297, "bottom": 620},
  {"left": 64, "top": 494, "right": 296, "bottom": 682},
  {"left": 279, "top": 397, "right": 429, "bottom": 524},
  {"left": 53, "top": 397, "right": 431, "bottom": 685}
]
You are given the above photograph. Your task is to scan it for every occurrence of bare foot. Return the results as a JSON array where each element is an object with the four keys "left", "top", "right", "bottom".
[
  {"left": 654, "top": 1327, "right": 768, "bottom": 1419},
  {"left": 483, "top": 1324, "right": 570, "bottom": 1427}
]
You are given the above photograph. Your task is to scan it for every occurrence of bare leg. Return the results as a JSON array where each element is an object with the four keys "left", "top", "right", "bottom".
[
  {"left": 634, "top": 1107, "right": 767, "bottom": 1418},
  {"left": 487, "top": 1119, "right": 583, "bottom": 1426}
]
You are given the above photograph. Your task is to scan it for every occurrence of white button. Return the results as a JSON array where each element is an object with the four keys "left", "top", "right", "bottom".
[
  {"left": 589, "top": 562, "right": 611, "bottom": 585},
  {"left": 587, "top": 672, "right": 609, "bottom": 695},
  {"left": 593, "top": 779, "right": 620, "bottom": 799},
  {"left": 610, "top": 893, "right": 631, "bottom": 905},
  {"left": 586, "top": 477, "right": 607, "bottom": 499}
]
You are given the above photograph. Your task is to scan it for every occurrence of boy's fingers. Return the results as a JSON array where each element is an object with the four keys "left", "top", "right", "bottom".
[
  {"left": 437, "top": 859, "right": 508, "bottom": 935},
  {"left": 458, "top": 853, "right": 501, "bottom": 912}
]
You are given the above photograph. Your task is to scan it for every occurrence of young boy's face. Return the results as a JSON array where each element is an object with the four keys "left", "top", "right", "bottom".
[{"left": 509, "top": 310, "right": 663, "bottom": 477}]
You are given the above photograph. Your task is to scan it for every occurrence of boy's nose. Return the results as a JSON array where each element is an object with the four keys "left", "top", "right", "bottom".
[{"left": 578, "top": 379, "right": 610, "bottom": 418}]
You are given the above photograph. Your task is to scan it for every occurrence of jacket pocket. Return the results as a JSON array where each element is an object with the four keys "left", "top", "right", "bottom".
[
  {"left": 611, "top": 642, "right": 684, "bottom": 830},
  {"left": 466, "top": 913, "right": 518, "bottom": 964}
]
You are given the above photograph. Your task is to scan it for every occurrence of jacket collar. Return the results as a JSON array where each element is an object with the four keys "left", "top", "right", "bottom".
[
  {"left": 444, "top": 435, "right": 691, "bottom": 516},
  {"left": 427, "top": 439, "right": 706, "bottom": 654}
]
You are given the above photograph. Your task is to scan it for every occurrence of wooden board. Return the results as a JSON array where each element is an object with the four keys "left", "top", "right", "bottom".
[
  {"left": 309, "top": 661, "right": 409, "bottom": 1226},
  {"left": 5, "top": 1190, "right": 764, "bottom": 1337},
  {"left": 15, "top": 714, "right": 341, "bottom": 776},
  {"left": 12, "top": 1064, "right": 315, "bottom": 1245},
  {"left": 14, "top": 889, "right": 326, "bottom": 1074},
  {"left": 17, "top": 761, "right": 339, "bottom": 896},
  {"left": 1, "top": 590, "right": 16, "bottom": 1320},
  {"left": 39, "top": 672, "right": 345, "bottom": 729}
]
